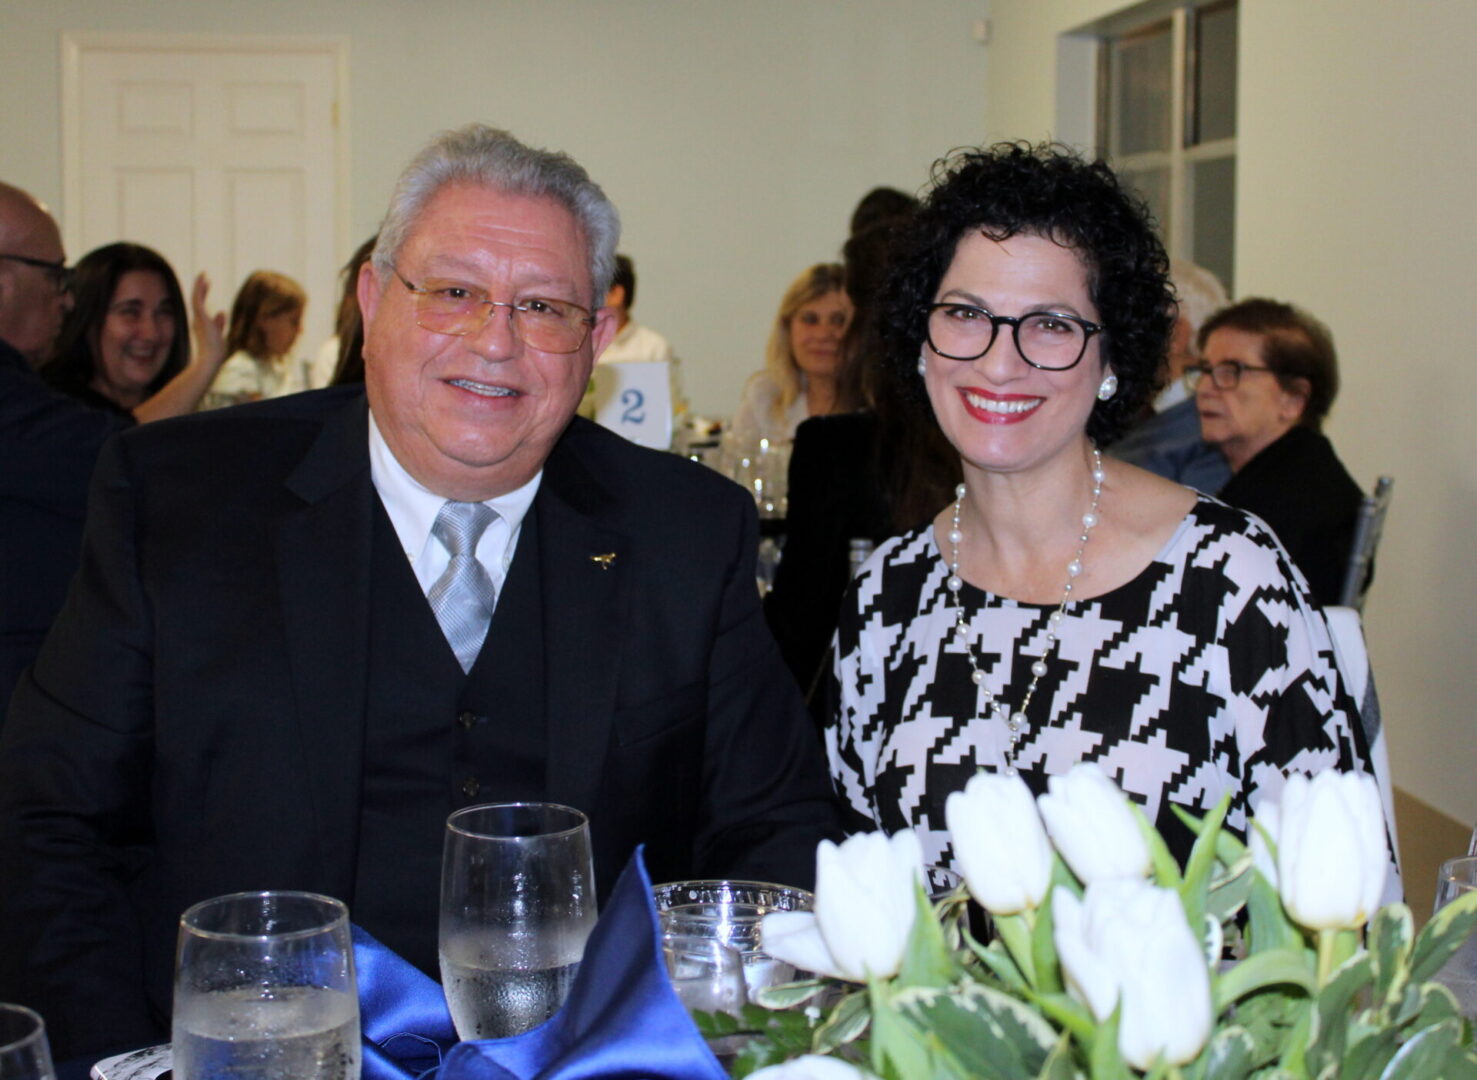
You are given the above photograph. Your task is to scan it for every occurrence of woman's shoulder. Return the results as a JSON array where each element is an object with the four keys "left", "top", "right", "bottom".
[{"left": 1169, "top": 494, "right": 1317, "bottom": 598}]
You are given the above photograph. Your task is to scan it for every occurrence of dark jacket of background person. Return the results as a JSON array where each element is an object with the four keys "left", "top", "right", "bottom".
[
  {"left": 0, "top": 388, "right": 841, "bottom": 1059},
  {"left": 1215, "top": 423, "right": 1362, "bottom": 606},
  {"left": 0, "top": 335, "right": 129, "bottom": 714}
]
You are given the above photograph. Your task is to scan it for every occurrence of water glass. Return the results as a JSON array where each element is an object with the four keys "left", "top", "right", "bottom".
[
  {"left": 172, "top": 891, "right": 359, "bottom": 1080},
  {"left": 652, "top": 880, "right": 812, "bottom": 1000},
  {"left": 1433, "top": 856, "right": 1477, "bottom": 1018},
  {"left": 438, "top": 803, "right": 597, "bottom": 1040},
  {"left": 0, "top": 1004, "right": 56, "bottom": 1080},
  {"left": 661, "top": 935, "right": 747, "bottom": 1018}
]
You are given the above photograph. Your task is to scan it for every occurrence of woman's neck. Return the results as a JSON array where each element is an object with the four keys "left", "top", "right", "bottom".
[
  {"left": 90, "top": 373, "right": 144, "bottom": 410},
  {"left": 805, "top": 375, "right": 838, "bottom": 417}
]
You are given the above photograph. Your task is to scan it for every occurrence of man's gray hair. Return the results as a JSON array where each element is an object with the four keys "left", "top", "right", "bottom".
[
  {"left": 371, "top": 124, "right": 621, "bottom": 306},
  {"left": 1169, "top": 259, "right": 1230, "bottom": 333}
]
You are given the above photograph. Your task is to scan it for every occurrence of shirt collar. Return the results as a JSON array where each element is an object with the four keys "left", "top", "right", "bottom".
[{"left": 367, "top": 409, "right": 542, "bottom": 553}]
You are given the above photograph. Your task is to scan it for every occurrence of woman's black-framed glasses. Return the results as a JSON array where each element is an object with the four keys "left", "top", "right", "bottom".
[
  {"left": 923, "top": 302, "right": 1103, "bottom": 371},
  {"left": 1183, "top": 360, "right": 1275, "bottom": 392},
  {"left": 396, "top": 271, "right": 596, "bottom": 354},
  {"left": 0, "top": 253, "right": 73, "bottom": 294}
]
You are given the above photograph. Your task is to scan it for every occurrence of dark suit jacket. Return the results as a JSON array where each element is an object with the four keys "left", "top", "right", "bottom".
[
  {"left": 0, "top": 387, "right": 839, "bottom": 1057},
  {"left": 0, "top": 338, "right": 130, "bottom": 715}
]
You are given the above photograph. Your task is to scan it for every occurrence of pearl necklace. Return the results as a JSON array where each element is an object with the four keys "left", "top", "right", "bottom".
[{"left": 945, "top": 446, "right": 1104, "bottom": 777}]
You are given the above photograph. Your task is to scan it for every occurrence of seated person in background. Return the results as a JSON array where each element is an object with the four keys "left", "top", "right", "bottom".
[
  {"left": 1190, "top": 297, "right": 1363, "bottom": 606},
  {"left": 766, "top": 194, "right": 958, "bottom": 699},
  {"left": 201, "top": 269, "right": 307, "bottom": 408},
  {"left": 41, "top": 243, "right": 227, "bottom": 419},
  {"left": 308, "top": 234, "right": 377, "bottom": 388},
  {"left": 1106, "top": 258, "right": 1231, "bottom": 492},
  {"left": 0, "top": 123, "right": 839, "bottom": 1060},
  {"left": 2, "top": 194, "right": 227, "bottom": 715},
  {"left": 722, "top": 263, "right": 856, "bottom": 460},
  {"left": 595, "top": 252, "right": 687, "bottom": 414},
  {"left": 828, "top": 142, "right": 1384, "bottom": 882}
]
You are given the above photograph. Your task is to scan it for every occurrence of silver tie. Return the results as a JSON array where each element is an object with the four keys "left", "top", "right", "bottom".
[{"left": 428, "top": 501, "right": 499, "bottom": 673}]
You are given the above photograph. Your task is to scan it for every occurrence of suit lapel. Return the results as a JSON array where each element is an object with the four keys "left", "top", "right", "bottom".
[
  {"left": 272, "top": 394, "right": 374, "bottom": 897},
  {"left": 537, "top": 426, "right": 631, "bottom": 818}
]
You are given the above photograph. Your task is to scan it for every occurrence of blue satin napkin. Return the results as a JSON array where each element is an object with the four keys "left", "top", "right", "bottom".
[{"left": 353, "top": 849, "right": 728, "bottom": 1080}]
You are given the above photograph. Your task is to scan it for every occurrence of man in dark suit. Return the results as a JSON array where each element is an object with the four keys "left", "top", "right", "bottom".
[
  {"left": 0, "top": 126, "right": 839, "bottom": 1059},
  {"left": 0, "top": 183, "right": 226, "bottom": 718}
]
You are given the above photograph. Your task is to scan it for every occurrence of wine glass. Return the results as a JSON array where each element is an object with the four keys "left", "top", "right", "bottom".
[
  {"left": 0, "top": 1004, "right": 56, "bottom": 1080},
  {"left": 438, "top": 803, "right": 597, "bottom": 1039},
  {"left": 1432, "top": 856, "right": 1477, "bottom": 1017},
  {"left": 171, "top": 891, "right": 360, "bottom": 1080}
]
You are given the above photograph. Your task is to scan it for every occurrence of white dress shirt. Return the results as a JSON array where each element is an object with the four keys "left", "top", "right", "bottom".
[{"left": 368, "top": 411, "right": 541, "bottom": 598}]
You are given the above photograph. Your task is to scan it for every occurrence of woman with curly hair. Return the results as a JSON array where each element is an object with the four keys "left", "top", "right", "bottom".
[{"left": 827, "top": 143, "right": 1385, "bottom": 873}]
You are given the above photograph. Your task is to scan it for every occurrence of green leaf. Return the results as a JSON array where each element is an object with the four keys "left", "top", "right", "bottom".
[
  {"left": 1030, "top": 991, "right": 1099, "bottom": 1045},
  {"left": 1213, "top": 946, "right": 1318, "bottom": 1011},
  {"left": 1088, "top": 1005, "right": 1133, "bottom": 1080},
  {"left": 1341, "top": 1026, "right": 1400, "bottom": 1080},
  {"left": 898, "top": 982, "right": 1059, "bottom": 1080},
  {"left": 1243, "top": 869, "right": 1304, "bottom": 956},
  {"left": 753, "top": 978, "right": 828, "bottom": 1010},
  {"left": 1036, "top": 1033, "right": 1084, "bottom": 1080},
  {"left": 1204, "top": 850, "right": 1255, "bottom": 930},
  {"left": 967, "top": 927, "right": 1029, "bottom": 990},
  {"left": 1307, "top": 950, "right": 1374, "bottom": 1074},
  {"left": 897, "top": 878, "right": 960, "bottom": 989},
  {"left": 869, "top": 977, "right": 936, "bottom": 1080},
  {"left": 1135, "top": 799, "right": 1183, "bottom": 891},
  {"left": 1231, "top": 990, "right": 1308, "bottom": 1070},
  {"left": 1176, "top": 793, "right": 1232, "bottom": 926},
  {"left": 1401, "top": 979, "right": 1461, "bottom": 1030},
  {"left": 1375, "top": 1017, "right": 1463, "bottom": 1080},
  {"left": 1199, "top": 1025, "right": 1258, "bottom": 1080},
  {"left": 1032, "top": 886, "right": 1063, "bottom": 995},
  {"left": 814, "top": 988, "right": 871, "bottom": 1053},
  {"left": 1410, "top": 889, "right": 1477, "bottom": 983},
  {"left": 1367, "top": 903, "right": 1415, "bottom": 1010}
]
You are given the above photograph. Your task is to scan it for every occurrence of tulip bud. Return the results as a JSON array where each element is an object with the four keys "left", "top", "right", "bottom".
[
  {"left": 945, "top": 772, "right": 1052, "bottom": 915},
  {"left": 1037, "top": 763, "right": 1151, "bottom": 884},
  {"left": 1053, "top": 880, "right": 1213, "bottom": 1069},
  {"left": 1268, "top": 771, "right": 1386, "bottom": 931},
  {"left": 760, "top": 830, "right": 924, "bottom": 983},
  {"left": 748, "top": 1056, "right": 871, "bottom": 1079}
]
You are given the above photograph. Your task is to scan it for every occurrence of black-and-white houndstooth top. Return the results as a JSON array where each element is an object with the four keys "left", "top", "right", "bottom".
[{"left": 826, "top": 495, "right": 1375, "bottom": 871}]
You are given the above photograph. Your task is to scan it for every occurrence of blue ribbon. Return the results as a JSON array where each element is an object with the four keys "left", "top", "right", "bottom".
[{"left": 353, "top": 849, "right": 728, "bottom": 1080}]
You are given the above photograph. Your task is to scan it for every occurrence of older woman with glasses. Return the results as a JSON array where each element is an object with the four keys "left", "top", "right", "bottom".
[
  {"left": 1187, "top": 298, "right": 1362, "bottom": 606},
  {"left": 827, "top": 143, "right": 1390, "bottom": 879}
]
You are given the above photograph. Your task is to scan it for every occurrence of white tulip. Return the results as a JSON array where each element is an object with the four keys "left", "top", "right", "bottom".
[
  {"left": 945, "top": 772, "right": 1052, "bottom": 915},
  {"left": 1037, "top": 763, "right": 1151, "bottom": 884},
  {"left": 747, "top": 1055, "right": 870, "bottom": 1079},
  {"left": 760, "top": 830, "right": 924, "bottom": 982},
  {"left": 1269, "top": 771, "right": 1386, "bottom": 930},
  {"left": 1053, "top": 880, "right": 1213, "bottom": 1069}
]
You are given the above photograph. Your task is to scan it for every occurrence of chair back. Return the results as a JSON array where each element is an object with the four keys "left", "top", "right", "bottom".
[{"left": 1338, "top": 475, "right": 1394, "bottom": 611}]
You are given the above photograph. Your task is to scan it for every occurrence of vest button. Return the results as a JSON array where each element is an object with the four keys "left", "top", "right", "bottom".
[
  {"left": 461, "top": 777, "right": 480, "bottom": 799},
  {"left": 457, "top": 711, "right": 477, "bottom": 729}
]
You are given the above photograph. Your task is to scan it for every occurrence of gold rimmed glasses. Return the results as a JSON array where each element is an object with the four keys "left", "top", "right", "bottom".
[{"left": 396, "top": 271, "right": 595, "bottom": 354}]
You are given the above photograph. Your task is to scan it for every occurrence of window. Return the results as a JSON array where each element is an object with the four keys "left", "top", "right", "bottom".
[{"left": 1099, "top": 0, "right": 1237, "bottom": 291}]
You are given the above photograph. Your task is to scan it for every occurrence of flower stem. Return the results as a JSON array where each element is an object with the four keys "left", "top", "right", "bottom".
[{"left": 1316, "top": 928, "right": 1338, "bottom": 986}]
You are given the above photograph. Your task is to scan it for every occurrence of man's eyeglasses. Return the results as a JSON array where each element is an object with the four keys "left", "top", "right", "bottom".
[
  {"left": 396, "top": 272, "right": 595, "bottom": 354},
  {"left": 1184, "top": 360, "right": 1276, "bottom": 391},
  {"left": 0, "top": 253, "right": 72, "bottom": 293},
  {"left": 922, "top": 302, "right": 1104, "bottom": 371}
]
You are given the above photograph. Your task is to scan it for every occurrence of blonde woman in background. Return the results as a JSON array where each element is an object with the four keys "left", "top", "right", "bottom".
[
  {"left": 724, "top": 263, "right": 857, "bottom": 457},
  {"left": 202, "top": 270, "right": 307, "bottom": 409}
]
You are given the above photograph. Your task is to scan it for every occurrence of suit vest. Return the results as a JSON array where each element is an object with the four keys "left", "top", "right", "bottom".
[{"left": 351, "top": 498, "right": 547, "bottom": 976}]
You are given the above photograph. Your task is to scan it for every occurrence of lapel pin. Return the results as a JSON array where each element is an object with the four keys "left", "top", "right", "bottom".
[{"left": 591, "top": 553, "right": 617, "bottom": 570}]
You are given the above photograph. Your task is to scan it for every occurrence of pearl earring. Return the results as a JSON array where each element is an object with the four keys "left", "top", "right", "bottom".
[
  {"left": 1097, "top": 373, "right": 1118, "bottom": 401},
  {"left": 918, "top": 352, "right": 927, "bottom": 377}
]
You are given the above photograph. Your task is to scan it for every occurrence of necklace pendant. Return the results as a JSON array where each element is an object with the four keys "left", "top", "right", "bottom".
[{"left": 1004, "top": 765, "right": 1017, "bottom": 778}]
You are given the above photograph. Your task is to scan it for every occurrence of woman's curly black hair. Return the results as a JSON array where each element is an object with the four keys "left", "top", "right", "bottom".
[{"left": 879, "top": 142, "right": 1174, "bottom": 446}]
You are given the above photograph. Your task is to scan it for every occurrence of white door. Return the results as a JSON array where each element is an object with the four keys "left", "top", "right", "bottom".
[{"left": 62, "top": 34, "right": 348, "bottom": 380}]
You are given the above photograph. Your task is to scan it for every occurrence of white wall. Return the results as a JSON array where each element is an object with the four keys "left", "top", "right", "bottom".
[
  {"left": 0, "top": 0, "right": 988, "bottom": 415},
  {"left": 986, "top": 0, "right": 1477, "bottom": 827}
]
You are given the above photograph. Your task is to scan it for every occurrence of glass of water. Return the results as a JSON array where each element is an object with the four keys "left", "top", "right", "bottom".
[
  {"left": 0, "top": 1004, "right": 57, "bottom": 1080},
  {"left": 172, "top": 891, "right": 360, "bottom": 1080},
  {"left": 652, "top": 880, "right": 812, "bottom": 1001},
  {"left": 438, "top": 803, "right": 597, "bottom": 1040}
]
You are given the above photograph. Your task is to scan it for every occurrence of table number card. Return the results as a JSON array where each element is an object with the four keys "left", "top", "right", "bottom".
[{"left": 590, "top": 361, "right": 673, "bottom": 449}]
